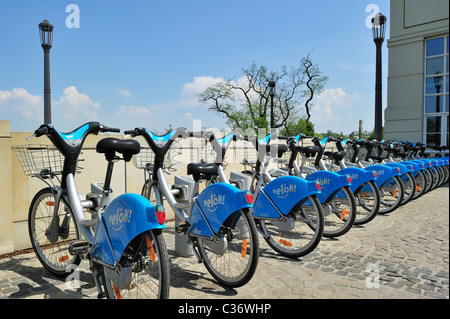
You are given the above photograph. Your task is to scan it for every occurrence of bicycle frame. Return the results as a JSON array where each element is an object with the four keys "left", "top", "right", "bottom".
[
  {"left": 126, "top": 128, "right": 253, "bottom": 245},
  {"left": 205, "top": 132, "right": 322, "bottom": 222}
]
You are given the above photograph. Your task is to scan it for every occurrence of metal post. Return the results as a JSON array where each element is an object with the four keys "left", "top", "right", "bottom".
[
  {"left": 374, "top": 38, "right": 383, "bottom": 141},
  {"left": 43, "top": 45, "right": 51, "bottom": 124}
]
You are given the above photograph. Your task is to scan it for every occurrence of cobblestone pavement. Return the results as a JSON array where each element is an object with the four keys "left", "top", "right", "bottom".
[{"left": 0, "top": 184, "right": 448, "bottom": 300}]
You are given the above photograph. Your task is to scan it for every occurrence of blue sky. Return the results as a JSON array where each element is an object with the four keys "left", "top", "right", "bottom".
[{"left": 0, "top": 0, "right": 390, "bottom": 134}]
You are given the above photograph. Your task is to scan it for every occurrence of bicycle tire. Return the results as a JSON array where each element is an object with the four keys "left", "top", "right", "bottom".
[
  {"left": 28, "top": 187, "right": 81, "bottom": 277},
  {"left": 411, "top": 170, "right": 427, "bottom": 200},
  {"left": 141, "top": 179, "right": 163, "bottom": 205},
  {"left": 320, "top": 186, "right": 357, "bottom": 238},
  {"left": 399, "top": 172, "right": 416, "bottom": 206},
  {"left": 197, "top": 208, "right": 259, "bottom": 288},
  {"left": 258, "top": 194, "right": 324, "bottom": 258},
  {"left": 378, "top": 176, "right": 404, "bottom": 214},
  {"left": 102, "top": 229, "right": 170, "bottom": 299},
  {"left": 353, "top": 180, "right": 380, "bottom": 226}
]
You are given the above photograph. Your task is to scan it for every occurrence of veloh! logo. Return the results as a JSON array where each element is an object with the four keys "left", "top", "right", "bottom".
[
  {"left": 374, "top": 170, "right": 384, "bottom": 176},
  {"left": 316, "top": 178, "right": 331, "bottom": 186},
  {"left": 272, "top": 184, "right": 296, "bottom": 198},
  {"left": 109, "top": 207, "right": 133, "bottom": 231},
  {"left": 348, "top": 174, "right": 360, "bottom": 181},
  {"left": 203, "top": 194, "right": 226, "bottom": 212}
]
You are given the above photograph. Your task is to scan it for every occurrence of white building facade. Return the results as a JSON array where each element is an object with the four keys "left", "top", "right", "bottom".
[{"left": 385, "top": 0, "right": 449, "bottom": 146}]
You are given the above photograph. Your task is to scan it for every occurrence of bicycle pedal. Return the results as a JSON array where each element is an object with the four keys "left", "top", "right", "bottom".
[{"left": 69, "top": 240, "right": 92, "bottom": 255}]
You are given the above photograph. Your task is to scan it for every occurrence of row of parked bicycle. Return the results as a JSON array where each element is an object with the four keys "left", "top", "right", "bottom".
[{"left": 14, "top": 122, "right": 449, "bottom": 299}]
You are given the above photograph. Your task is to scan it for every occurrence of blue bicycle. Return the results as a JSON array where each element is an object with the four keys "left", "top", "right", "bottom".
[
  {"left": 197, "top": 131, "right": 324, "bottom": 259},
  {"left": 14, "top": 122, "right": 170, "bottom": 299},
  {"left": 125, "top": 127, "right": 259, "bottom": 288}
]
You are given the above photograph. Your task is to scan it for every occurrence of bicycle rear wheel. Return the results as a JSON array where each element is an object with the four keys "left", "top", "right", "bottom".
[
  {"left": 354, "top": 180, "right": 380, "bottom": 225},
  {"left": 28, "top": 187, "right": 81, "bottom": 276},
  {"left": 321, "top": 186, "right": 357, "bottom": 238},
  {"left": 378, "top": 176, "right": 404, "bottom": 214},
  {"left": 102, "top": 229, "right": 170, "bottom": 299},
  {"left": 258, "top": 195, "right": 324, "bottom": 258},
  {"left": 197, "top": 209, "right": 259, "bottom": 288},
  {"left": 411, "top": 170, "right": 427, "bottom": 200}
]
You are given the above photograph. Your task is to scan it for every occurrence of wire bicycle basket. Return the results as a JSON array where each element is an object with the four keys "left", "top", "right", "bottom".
[
  {"left": 132, "top": 147, "right": 176, "bottom": 173},
  {"left": 13, "top": 144, "right": 84, "bottom": 180},
  {"left": 13, "top": 144, "right": 65, "bottom": 178}
]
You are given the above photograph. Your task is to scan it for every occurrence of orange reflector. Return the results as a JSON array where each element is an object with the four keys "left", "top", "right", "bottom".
[
  {"left": 58, "top": 255, "right": 69, "bottom": 262},
  {"left": 416, "top": 185, "right": 421, "bottom": 192},
  {"left": 241, "top": 239, "right": 248, "bottom": 258},
  {"left": 146, "top": 234, "right": 156, "bottom": 261},
  {"left": 393, "top": 189, "right": 397, "bottom": 197},
  {"left": 340, "top": 209, "right": 349, "bottom": 220},
  {"left": 279, "top": 239, "right": 292, "bottom": 247},
  {"left": 361, "top": 192, "right": 366, "bottom": 199},
  {"left": 113, "top": 285, "right": 122, "bottom": 299},
  {"left": 45, "top": 201, "right": 55, "bottom": 207}
]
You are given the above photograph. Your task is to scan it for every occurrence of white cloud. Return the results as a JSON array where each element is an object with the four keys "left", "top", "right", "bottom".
[
  {"left": 53, "top": 86, "right": 100, "bottom": 124},
  {"left": 118, "top": 88, "right": 133, "bottom": 98},
  {"left": 0, "top": 88, "right": 43, "bottom": 124},
  {"left": 180, "top": 76, "right": 224, "bottom": 106},
  {"left": 310, "top": 88, "right": 366, "bottom": 134}
]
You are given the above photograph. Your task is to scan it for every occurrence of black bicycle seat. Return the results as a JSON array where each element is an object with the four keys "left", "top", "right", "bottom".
[
  {"left": 324, "top": 150, "right": 346, "bottom": 162},
  {"left": 96, "top": 138, "right": 141, "bottom": 162},
  {"left": 187, "top": 163, "right": 218, "bottom": 181},
  {"left": 266, "top": 144, "right": 288, "bottom": 158},
  {"left": 296, "top": 145, "right": 320, "bottom": 158}
]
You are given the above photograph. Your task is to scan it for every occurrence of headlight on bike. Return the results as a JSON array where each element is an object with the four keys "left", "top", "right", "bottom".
[{"left": 155, "top": 205, "right": 166, "bottom": 225}]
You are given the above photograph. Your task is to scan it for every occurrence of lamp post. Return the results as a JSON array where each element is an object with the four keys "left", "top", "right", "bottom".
[
  {"left": 268, "top": 81, "right": 275, "bottom": 129},
  {"left": 371, "top": 12, "right": 387, "bottom": 141},
  {"left": 39, "top": 19, "right": 53, "bottom": 124}
]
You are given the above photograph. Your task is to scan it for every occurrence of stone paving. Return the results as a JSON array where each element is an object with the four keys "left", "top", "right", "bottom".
[{"left": 0, "top": 184, "right": 448, "bottom": 300}]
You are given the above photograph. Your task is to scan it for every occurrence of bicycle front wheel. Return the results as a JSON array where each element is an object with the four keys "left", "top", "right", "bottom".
[
  {"left": 28, "top": 188, "right": 81, "bottom": 277},
  {"left": 197, "top": 209, "right": 259, "bottom": 288},
  {"left": 399, "top": 172, "right": 416, "bottom": 206},
  {"left": 258, "top": 194, "right": 324, "bottom": 258},
  {"left": 102, "top": 229, "right": 170, "bottom": 299}
]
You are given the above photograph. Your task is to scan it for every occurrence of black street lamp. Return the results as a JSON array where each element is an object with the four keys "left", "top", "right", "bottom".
[
  {"left": 268, "top": 81, "right": 276, "bottom": 129},
  {"left": 371, "top": 12, "right": 387, "bottom": 141},
  {"left": 39, "top": 19, "right": 53, "bottom": 124}
]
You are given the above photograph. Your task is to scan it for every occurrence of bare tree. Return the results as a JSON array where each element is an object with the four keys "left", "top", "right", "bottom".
[{"left": 197, "top": 54, "right": 328, "bottom": 135}]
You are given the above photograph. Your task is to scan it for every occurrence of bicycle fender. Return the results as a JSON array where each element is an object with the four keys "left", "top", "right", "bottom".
[
  {"left": 383, "top": 162, "right": 412, "bottom": 175},
  {"left": 398, "top": 161, "right": 422, "bottom": 172},
  {"left": 336, "top": 167, "right": 377, "bottom": 192},
  {"left": 363, "top": 164, "right": 400, "bottom": 187},
  {"left": 305, "top": 171, "right": 351, "bottom": 203},
  {"left": 92, "top": 193, "right": 165, "bottom": 266},
  {"left": 188, "top": 183, "right": 252, "bottom": 238},
  {"left": 253, "top": 176, "right": 320, "bottom": 219}
]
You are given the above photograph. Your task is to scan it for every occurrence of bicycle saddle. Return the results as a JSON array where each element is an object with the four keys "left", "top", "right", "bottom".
[
  {"left": 266, "top": 144, "right": 288, "bottom": 158},
  {"left": 187, "top": 162, "right": 218, "bottom": 181},
  {"left": 296, "top": 145, "right": 320, "bottom": 158},
  {"left": 96, "top": 138, "right": 141, "bottom": 162},
  {"left": 324, "top": 150, "right": 346, "bottom": 164}
]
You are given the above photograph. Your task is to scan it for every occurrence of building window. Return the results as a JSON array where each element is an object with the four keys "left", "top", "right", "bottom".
[{"left": 424, "top": 36, "right": 449, "bottom": 146}]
